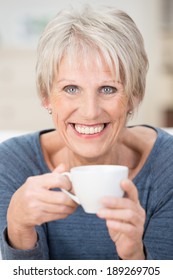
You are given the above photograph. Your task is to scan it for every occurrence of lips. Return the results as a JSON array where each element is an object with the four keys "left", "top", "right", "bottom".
[{"left": 70, "top": 123, "right": 109, "bottom": 135}]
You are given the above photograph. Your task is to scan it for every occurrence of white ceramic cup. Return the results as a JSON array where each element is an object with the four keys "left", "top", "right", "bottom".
[{"left": 61, "top": 165, "right": 128, "bottom": 214}]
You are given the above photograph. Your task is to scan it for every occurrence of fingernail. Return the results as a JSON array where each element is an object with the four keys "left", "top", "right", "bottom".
[
  {"left": 97, "top": 209, "right": 105, "bottom": 217},
  {"left": 53, "top": 163, "right": 65, "bottom": 173}
]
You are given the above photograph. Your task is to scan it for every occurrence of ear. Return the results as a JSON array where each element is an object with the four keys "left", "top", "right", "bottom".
[{"left": 41, "top": 96, "right": 51, "bottom": 109}]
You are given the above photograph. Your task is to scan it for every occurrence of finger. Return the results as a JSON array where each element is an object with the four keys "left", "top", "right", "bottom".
[
  {"left": 38, "top": 190, "right": 77, "bottom": 207},
  {"left": 97, "top": 208, "right": 142, "bottom": 226},
  {"left": 39, "top": 201, "right": 77, "bottom": 215},
  {"left": 121, "top": 179, "right": 139, "bottom": 203},
  {"left": 106, "top": 220, "right": 136, "bottom": 238},
  {"left": 53, "top": 163, "right": 66, "bottom": 173},
  {"left": 26, "top": 173, "right": 72, "bottom": 191},
  {"left": 36, "top": 212, "right": 71, "bottom": 225},
  {"left": 100, "top": 196, "right": 137, "bottom": 211}
]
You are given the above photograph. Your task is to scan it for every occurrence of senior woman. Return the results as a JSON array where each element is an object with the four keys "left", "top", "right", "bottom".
[{"left": 1, "top": 6, "right": 173, "bottom": 260}]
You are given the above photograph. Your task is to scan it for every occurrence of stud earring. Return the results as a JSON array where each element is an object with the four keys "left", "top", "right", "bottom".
[
  {"left": 44, "top": 106, "right": 52, "bottom": 114},
  {"left": 48, "top": 108, "right": 52, "bottom": 114},
  {"left": 128, "top": 110, "right": 133, "bottom": 115}
]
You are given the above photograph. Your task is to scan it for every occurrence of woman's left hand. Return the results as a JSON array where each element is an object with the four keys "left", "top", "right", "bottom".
[{"left": 97, "top": 179, "right": 146, "bottom": 260}]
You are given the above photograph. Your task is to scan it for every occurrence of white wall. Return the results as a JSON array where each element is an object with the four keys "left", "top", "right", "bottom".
[{"left": 0, "top": 0, "right": 171, "bottom": 130}]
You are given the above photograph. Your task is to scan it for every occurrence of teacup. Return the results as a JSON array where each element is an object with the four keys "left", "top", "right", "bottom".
[{"left": 61, "top": 165, "right": 128, "bottom": 214}]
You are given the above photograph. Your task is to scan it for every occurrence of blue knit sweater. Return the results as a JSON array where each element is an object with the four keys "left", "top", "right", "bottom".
[{"left": 0, "top": 126, "right": 173, "bottom": 259}]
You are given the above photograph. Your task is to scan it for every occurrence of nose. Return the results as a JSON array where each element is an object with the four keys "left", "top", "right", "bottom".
[{"left": 79, "top": 93, "right": 101, "bottom": 120}]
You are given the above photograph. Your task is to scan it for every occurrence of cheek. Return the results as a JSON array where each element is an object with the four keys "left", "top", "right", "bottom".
[
  {"left": 50, "top": 94, "right": 64, "bottom": 113},
  {"left": 50, "top": 95, "right": 76, "bottom": 126},
  {"left": 117, "top": 94, "right": 129, "bottom": 108},
  {"left": 108, "top": 96, "right": 129, "bottom": 118}
]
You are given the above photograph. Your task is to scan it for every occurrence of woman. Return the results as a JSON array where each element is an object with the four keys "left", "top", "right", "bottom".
[{"left": 1, "top": 6, "right": 173, "bottom": 260}]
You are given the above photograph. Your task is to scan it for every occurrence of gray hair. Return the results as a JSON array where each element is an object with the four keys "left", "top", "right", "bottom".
[{"left": 36, "top": 5, "right": 149, "bottom": 108}]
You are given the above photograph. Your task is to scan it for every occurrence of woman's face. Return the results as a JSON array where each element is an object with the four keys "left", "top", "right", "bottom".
[{"left": 48, "top": 54, "right": 131, "bottom": 160}]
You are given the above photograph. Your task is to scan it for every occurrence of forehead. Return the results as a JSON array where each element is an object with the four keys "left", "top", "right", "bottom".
[{"left": 56, "top": 52, "right": 116, "bottom": 80}]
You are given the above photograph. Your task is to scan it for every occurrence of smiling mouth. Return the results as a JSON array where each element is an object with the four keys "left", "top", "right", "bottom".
[{"left": 70, "top": 123, "right": 109, "bottom": 135}]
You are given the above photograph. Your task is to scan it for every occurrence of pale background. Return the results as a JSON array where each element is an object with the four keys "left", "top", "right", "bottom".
[
  {"left": 0, "top": 0, "right": 173, "bottom": 132},
  {"left": 0, "top": 0, "right": 173, "bottom": 260}
]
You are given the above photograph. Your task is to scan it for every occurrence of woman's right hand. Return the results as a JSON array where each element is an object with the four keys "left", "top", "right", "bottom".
[{"left": 7, "top": 164, "right": 77, "bottom": 250}]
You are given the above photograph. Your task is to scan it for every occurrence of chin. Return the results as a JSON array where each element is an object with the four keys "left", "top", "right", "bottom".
[{"left": 72, "top": 146, "right": 107, "bottom": 162}]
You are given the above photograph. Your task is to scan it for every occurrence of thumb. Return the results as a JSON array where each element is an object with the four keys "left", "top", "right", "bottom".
[{"left": 53, "top": 163, "right": 66, "bottom": 174}]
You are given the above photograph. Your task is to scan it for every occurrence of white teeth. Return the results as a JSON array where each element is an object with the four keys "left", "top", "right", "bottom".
[{"left": 74, "top": 124, "right": 105, "bottom": 134}]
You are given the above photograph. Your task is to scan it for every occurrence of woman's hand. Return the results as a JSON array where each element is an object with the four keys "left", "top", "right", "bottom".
[
  {"left": 7, "top": 164, "right": 77, "bottom": 250},
  {"left": 97, "top": 179, "right": 146, "bottom": 260}
]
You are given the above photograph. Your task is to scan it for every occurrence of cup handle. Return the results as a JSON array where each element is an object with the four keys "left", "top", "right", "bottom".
[{"left": 61, "top": 172, "right": 80, "bottom": 204}]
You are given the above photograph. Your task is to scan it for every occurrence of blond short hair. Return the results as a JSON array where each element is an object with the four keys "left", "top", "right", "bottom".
[{"left": 36, "top": 5, "right": 148, "bottom": 108}]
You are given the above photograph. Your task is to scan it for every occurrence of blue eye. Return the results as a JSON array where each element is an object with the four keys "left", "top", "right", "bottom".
[
  {"left": 100, "top": 86, "right": 117, "bottom": 95},
  {"left": 64, "top": 85, "right": 78, "bottom": 94}
]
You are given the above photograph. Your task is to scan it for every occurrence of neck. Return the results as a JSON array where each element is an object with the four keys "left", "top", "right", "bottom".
[{"left": 65, "top": 148, "right": 120, "bottom": 170}]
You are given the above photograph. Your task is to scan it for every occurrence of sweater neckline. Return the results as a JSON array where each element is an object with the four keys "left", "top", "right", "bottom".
[{"left": 34, "top": 126, "right": 164, "bottom": 180}]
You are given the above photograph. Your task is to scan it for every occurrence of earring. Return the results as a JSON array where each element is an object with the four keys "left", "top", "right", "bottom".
[
  {"left": 128, "top": 110, "right": 133, "bottom": 115},
  {"left": 44, "top": 106, "right": 52, "bottom": 114},
  {"left": 48, "top": 108, "right": 52, "bottom": 114}
]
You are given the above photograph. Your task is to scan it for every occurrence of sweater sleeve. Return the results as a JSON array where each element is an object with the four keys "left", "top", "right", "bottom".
[
  {"left": 143, "top": 188, "right": 173, "bottom": 260},
  {"left": 131, "top": 129, "right": 173, "bottom": 260},
  {"left": 142, "top": 131, "right": 173, "bottom": 260},
  {"left": 0, "top": 137, "right": 49, "bottom": 260},
  {"left": 1, "top": 227, "right": 48, "bottom": 260}
]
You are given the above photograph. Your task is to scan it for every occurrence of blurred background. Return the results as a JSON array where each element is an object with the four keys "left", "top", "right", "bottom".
[{"left": 0, "top": 0, "right": 173, "bottom": 132}]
